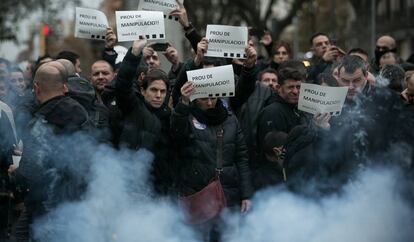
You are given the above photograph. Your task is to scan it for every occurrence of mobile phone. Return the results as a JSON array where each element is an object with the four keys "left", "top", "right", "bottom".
[
  {"left": 152, "top": 43, "right": 169, "bottom": 52},
  {"left": 330, "top": 38, "right": 337, "bottom": 46},
  {"left": 249, "top": 28, "right": 265, "bottom": 38}
]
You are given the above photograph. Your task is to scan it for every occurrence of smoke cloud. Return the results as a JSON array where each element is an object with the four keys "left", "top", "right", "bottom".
[
  {"left": 32, "top": 144, "right": 197, "bottom": 242},
  {"left": 225, "top": 167, "right": 414, "bottom": 242}
]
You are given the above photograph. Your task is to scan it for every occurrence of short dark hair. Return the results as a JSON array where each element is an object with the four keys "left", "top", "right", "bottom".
[
  {"left": 337, "top": 55, "right": 368, "bottom": 77},
  {"left": 258, "top": 68, "right": 278, "bottom": 81},
  {"left": 278, "top": 59, "right": 307, "bottom": 74},
  {"left": 309, "top": 32, "right": 329, "bottom": 46},
  {"left": 348, "top": 48, "right": 369, "bottom": 58},
  {"left": 263, "top": 131, "right": 288, "bottom": 156},
  {"left": 141, "top": 68, "right": 169, "bottom": 90},
  {"left": 317, "top": 73, "right": 338, "bottom": 87},
  {"left": 277, "top": 67, "right": 304, "bottom": 85},
  {"left": 56, "top": 51, "right": 80, "bottom": 66}
]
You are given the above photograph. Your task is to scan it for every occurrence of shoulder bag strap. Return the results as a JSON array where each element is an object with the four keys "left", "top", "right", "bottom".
[{"left": 215, "top": 125, "right": 224, "bottom": 178}]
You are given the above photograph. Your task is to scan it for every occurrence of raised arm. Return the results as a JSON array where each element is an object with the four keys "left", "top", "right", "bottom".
[{"left": 115, "top": 39, "right": 147, "bottom": 114}]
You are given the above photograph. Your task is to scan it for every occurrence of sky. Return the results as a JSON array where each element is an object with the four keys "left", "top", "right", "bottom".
[{"left": 0, "top": 0, "right": 102, "bottom": 63}]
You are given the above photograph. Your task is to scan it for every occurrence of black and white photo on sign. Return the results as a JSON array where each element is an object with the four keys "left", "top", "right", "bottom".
[
  {"left": 186, "top": 65, "right": 235, "bottom": 101},
  {"left": 138, "top": 0, "right": 184, "bottom": 21},
  {"left": 298, "top": 83, "right": 348, "bottom": 116},
  {"left": 116, "top": 10, "right": 165, "bottom": 42},
  {"left": 205, "top": 25, "right": 248, "bottom": 59},
  {"left": 74, "top": 7, "right": 109, "bottom": 41}
]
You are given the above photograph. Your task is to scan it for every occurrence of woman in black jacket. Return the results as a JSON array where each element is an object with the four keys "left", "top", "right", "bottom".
[{"left": 172, "top": 80, "right": 253, "bottom": 241}]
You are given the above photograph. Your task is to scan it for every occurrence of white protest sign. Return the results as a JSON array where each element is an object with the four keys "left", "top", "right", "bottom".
[
  {"left": 116, "top": 11, "right": 165, "bottom": 42},
  {"left": 205, "top": 25, "right": 248, "bottom": 59},
  {"left": 298, "top": 83, "right": 348, "bottom": 116},
  {"left": 114, "top": 45, "right": 128, "bottom": 64},
  {"left": 187, "top": 65, "right": 235, "bottom": 101},
  {"left": 75, "top": 7, "right": 109, "bottom": 41},
  {"left": 138, "top": 0, "right": 182, "bottom": 21}
]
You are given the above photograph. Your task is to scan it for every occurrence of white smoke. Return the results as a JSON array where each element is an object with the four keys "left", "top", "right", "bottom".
[
  {"left": 32, "top": 145, "right": 198, "bottom": 242},
  {"left": 31, "top": 139, "right": 414, "bottom": 242},
  {"left": 225, "top": 167, "right": 414, "bottom": 242}
]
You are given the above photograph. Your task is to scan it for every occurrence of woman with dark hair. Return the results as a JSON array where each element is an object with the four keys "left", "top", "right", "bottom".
[{"left": 270, "top": 40, "right": 292, "bottom": 70}]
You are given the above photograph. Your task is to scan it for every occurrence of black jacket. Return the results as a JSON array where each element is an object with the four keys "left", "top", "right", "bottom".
[
  {"left": 253, "top": 124, "right": 319, "bottom": 192},
  {"left": 16, "top": 95, "right": 90, "bottom": 216},
  {"left": 171, "top": 101, "right": 253, "bottom": 206},
  {"left": 316, "top": 85, "right": 412, "bottom": 184},
  {"left": 116, "top": 49, "right": 167, "bottom": 151},
  {"left": 115, "top": 49, "right": 174, "bottom": 195},
  {"left": 256, "top": 94, "right": 307, "bottom": 150},
  {"left": 230, "top": 66, "right": 275, "bottom": 169}
]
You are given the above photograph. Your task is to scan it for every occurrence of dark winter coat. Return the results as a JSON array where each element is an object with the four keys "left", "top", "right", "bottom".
[
  {"left": 256, "top": 94, "right": 308, "bottom": 150},
  {"left": 16, "top": 95, "right": 90, "bottom": 217},
  {"left": 171, "top": 101, "right": 253, "bottom": 206},
  {"left": 115, "top": 49, "right": 174, "bottom": 195},
  {"left": 253, "top": 124, "right": 319, "bottom": 192},
  {"left": 229, "top": 66, "right": 275, "bottom": 169}
]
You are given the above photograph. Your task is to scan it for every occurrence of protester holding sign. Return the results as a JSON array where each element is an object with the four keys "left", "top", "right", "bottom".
[
  {"left": 171, "top": 79, "right": 253, "bottom": 242},
  {"left": 257, "top": 62, "right": 308, "bottom": 149},
  {"left": 115, "top": 38, "right": 175, "bottom": 195},
  {"left": 313, "top": 55, "right": 410, "bottom": 189}
]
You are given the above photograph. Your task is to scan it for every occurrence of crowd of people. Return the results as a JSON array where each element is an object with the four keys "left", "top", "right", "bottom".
[{"left": 1, "top": 2, "right": 414, "bottom": 242}]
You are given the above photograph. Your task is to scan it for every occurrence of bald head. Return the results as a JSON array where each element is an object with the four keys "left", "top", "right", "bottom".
[
  {"left": 56, "top": 59, "right": 76, "bottom": 76},
  {"left": 34, "top": 61, "right": 68, "bottom": 93},
  {"left": 376, "top": 35, "right": 396, "bottom": 50}
]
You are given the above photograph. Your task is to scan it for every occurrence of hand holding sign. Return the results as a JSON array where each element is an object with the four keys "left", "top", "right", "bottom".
[
  {"left": 244, "top": 45, "right": 257, "bottom": 68},
  {"left": 104, "top": 27, "right": 117, "bottom": 49},
  {"left": 169, "top": 0, "right": 189, "bottom": 28},
  {"left": 313, "top": 113, "right": 331, "bottom": 130},
  {"left": 194, "top": 38, "right": 208, "bottom": 66},
  {"left": 180, "top": 81, "right": 194, "bottom": 105},
  {"left": 132, "top": 38, "right": 148, "bottom": 56}
]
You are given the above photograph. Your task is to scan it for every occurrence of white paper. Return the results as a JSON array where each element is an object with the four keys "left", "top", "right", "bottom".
[
  {"left": 74, "top": 7, "right": 109, "bottom": 41},
  {"left": 138, "top": 0, "right": 183, "bottom": 21},
  {"left": 114, "top": 45, "right": 128, "bottom": 64},
  {"left": 116, "top": 11, "right": 165, "bottom": 42},
  {"left": 298, "top": 83, "right": 348, "bottom": 116},
  {"left": 12, "top": 155, "right": 22, "bottom": 167},
  {"left": 187, "top": 65, "right": 235, "bottom": 101},
  {"left": 205, "top": 25, "right": 248, "bottom": 59}
]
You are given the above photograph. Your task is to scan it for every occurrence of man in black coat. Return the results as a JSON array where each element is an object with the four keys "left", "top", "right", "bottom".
[
  {"left": 115, "top": 39, "right": 174, "bottom": 196},
  {"left": 256, "top": 66, "right": 308, "bottom": 151},
  {"left": 10, "top": 61, "right": 90, "bottom": 240},
  {"left": 315, "top": 55, "right": 414, "bottom": 190}
]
